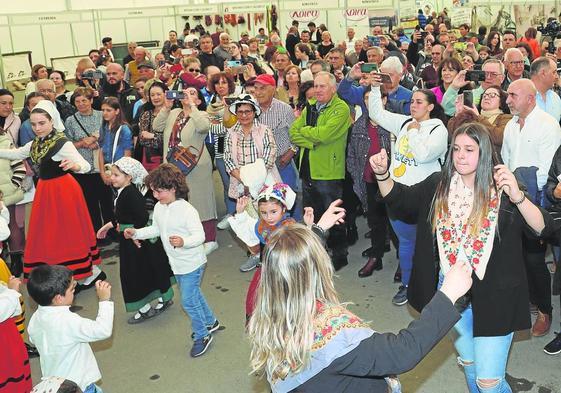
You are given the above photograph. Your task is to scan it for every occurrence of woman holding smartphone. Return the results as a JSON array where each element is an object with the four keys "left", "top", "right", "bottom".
[{"left": 368, "top": 73, "right": 448, "bottom": 306}]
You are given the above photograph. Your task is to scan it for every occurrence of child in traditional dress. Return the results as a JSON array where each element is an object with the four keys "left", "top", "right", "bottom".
[
  {"left": 227, "top": 183, "right": 345, "bottom": 320},
  {"left": 27, "top": 265, "right": 113, "bottom": 393},
  {"left": 0, "top": 271, "right": 32, "bottom": 393},
  {"left": 96, "top": 157, "right": 174, "bottom": 324},
  {"left": 0, "top": 100, "right": 102, "bottom": 284},
  {"left": 123, "top": 164, "right": 219, "bottom": 358}
]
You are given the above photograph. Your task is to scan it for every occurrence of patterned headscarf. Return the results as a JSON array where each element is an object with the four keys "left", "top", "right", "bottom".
[
  {"left": 257, "top": 183, "right": 296, "bottom": 210},
  {"left": 114, "top": 157, "right": 149, "bottom": 195}
]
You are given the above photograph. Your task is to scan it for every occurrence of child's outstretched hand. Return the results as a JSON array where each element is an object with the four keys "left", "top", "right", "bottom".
[
  {"left": 317, "top": 199, "right": 346, "bottom": 231},
  {"left": 96, "top": 280, "right": 112, "bottom": 302},
  {"left": 123, "top": 228, "right": 136, "bottom": 239},
  {"left": 236, "top": 195, "right": 250, "bottom": 214},
  {"left": 8, "top": 276, "right": 21, "bottom": 291},
  {"left": 169, "top": 236, "right": 184, "bottom": 248},
  {"left": 303, "top": 207, "right": 315, "bottom": 226}
]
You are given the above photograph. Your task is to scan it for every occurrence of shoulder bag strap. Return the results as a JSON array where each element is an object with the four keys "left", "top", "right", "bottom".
[
  {"left": 73, "top": 114, "right": 91, "bottom": 137},
  {"left": 111, "top": 126, "right": 122, "bottom": 164}
]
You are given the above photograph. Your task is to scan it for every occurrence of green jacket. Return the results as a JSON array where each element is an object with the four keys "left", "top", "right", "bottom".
[{"left": 289, "top": 95, "right": 351, "bottom": 180}]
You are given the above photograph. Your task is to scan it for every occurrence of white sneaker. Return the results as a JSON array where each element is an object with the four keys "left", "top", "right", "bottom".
[
  {"left": 204, "top": 241, "right": 219, "bottom": 255},
  {"left": 240, "top": 254, "right": 260, "bottom": 272},
  {"left": 217, "top": 214, "right": 232, "bottom": 230}
]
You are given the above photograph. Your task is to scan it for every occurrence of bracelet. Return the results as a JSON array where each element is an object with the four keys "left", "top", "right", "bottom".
[
  {"left": 510, "top": 192, "right": 526, "bottom": 205},
  {"left": 375, "top": 171, "right": 390, "bottom": 182}
]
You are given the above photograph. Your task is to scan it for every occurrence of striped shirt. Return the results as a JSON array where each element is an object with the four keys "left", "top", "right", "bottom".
[{"left": 257, "top": 98, "right": 296, "bottom": 159}]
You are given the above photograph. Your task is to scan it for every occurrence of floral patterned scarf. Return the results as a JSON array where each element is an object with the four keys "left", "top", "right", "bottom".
[
  {"left": 30, "top": 131, "right": 66, "bottom": 164},
  {"left": 436, "top": 172, "right": 500, "bottom": 280}
]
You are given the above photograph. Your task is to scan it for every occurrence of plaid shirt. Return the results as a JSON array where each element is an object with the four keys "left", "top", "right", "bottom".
[
  {"left": 258, "top": 98, "right": 296, "bottom": 158},
  {"left": 224, "top": 121, "right": 277, "bottom": 173}
]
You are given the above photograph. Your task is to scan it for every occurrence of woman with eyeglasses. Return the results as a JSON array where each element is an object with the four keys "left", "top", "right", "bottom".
[
  {"left": 176, "top": 57, "right": 207, "bottom": 91},
  {"left": 154, "top": 87, "right": 218, "bottom": 255},
  {"left": 223, "top": 95, "right": 278, "bottom": 271},
  {"left": 447, "top": 85, "right": 512, "bottom": 154}
]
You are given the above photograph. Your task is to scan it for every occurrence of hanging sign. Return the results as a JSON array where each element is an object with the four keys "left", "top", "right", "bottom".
[
  {"left": 100, "top": 8, "right": 171, "bottom": 19},
  {"left": 281, "top": 0, "right": 333, "bottom": 10},
  {"left": 10, "top": 13, "right": 82, "bottom": 25},
  {"left": 288, "top": 10, "right": 321, "bottom": 23},
  {"left": 344, "top": 9, "right": 369, "bottom": 22},
  {"left": 176, "top": 5, "right": 219, "bottom": 14},
  {"left": 223, "top": 3, "right": 268, "bottom": 13},
  {"left": 2, "top": 53, "right": 31, "bottom": 82},
  {"left": 347, "top": 0, "right": 393, "bottom": 7}
]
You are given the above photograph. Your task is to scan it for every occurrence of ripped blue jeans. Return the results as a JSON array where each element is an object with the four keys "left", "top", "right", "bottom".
[{"left": 438, "top": 272, "right": 513, "bottom": 393}]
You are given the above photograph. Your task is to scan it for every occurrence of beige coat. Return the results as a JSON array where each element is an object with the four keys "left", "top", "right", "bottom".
[{"left": 154, "top": 107, "right": 217, "bottom": 222}]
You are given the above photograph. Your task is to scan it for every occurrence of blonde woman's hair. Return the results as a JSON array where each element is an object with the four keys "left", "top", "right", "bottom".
[{"left": 247, "top": 224, "right": 340, "bottom": 381}]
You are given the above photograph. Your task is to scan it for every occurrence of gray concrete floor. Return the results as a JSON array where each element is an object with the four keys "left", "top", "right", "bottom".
[{"left": 23, "top": 173, "right": 561, "bottom": 393}]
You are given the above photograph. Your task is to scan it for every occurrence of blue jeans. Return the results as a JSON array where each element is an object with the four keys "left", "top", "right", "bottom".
[
  {"left": 278, "top": 161, "right": 302, "bottom": 220},
  {"left": 389, "top": 219, "right": 416, "bottom": 286},
  {"left": 216, "top": 158, "right": 236, "bottom": 215},
  {"left": 84, "top": 384, "right": 103, "bottom": 393},
  {"left": 438, "top": 273, "right": 513, "bottom": 393},
  {"left": 176, "top": 265, "right": 217, "bottom": 341}
]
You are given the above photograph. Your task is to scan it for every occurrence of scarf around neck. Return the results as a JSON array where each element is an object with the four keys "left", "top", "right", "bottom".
[
  {"left": 436, "top": 172, "right": 500, "bottom": 280},
  {"left": 30, "top": 131, "right": 66, "bottom": 164},
  {"left": 480, "top": 108, "right": 503, "bottom": 125}
]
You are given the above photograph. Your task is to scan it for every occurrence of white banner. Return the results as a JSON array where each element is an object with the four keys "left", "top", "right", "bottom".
[
  {"left": 344, "top": 8, "right": 369, "bottom": 22},
  {"left": 2, "top": 52, "right": 31, "bottom": 82}
]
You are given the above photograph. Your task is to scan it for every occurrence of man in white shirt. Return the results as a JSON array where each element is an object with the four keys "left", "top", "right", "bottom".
[
  {"left": 28, "top": 265, "right": 114, "bottom": 393},
  {"left": 344, "top": 28, "right": 357, "bottom": 55},
  {"left": 530, "top": 56, "right": 561, "bottom": 122},
  {"left": 501, "top": 78, "right": 561, "bottom": 338}
]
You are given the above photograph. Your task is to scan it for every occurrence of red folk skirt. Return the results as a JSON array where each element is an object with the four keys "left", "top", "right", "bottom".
[
  {"left": 23, "top": 174, "right": 101, "bottom": 280},
  {"left": 0, "top": 319, "right": 32, "bottom": 392}
]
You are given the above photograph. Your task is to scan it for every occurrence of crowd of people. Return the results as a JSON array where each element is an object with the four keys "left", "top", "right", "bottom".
[{"left": 1, "top": 7, "right": 561, "bottom": 392}]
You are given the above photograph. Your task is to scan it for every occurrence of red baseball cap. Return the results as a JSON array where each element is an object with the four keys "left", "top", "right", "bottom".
[{"left": 254, "top": 74, "right": 276, "bottom": 87}]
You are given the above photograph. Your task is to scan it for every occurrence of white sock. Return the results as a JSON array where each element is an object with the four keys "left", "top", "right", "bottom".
[
  {"left": 80, "top": 265, "right": 102, "bottom": 285},
  {"left": 133, "top": 303, "right": 151, "bottom": 319},
  {"left": 155, "top": 298, "right": 165, "bottom": 309}
]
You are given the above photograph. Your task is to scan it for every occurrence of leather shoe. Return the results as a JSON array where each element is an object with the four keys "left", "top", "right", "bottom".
[
  {"left": 358, "top": 257, "right": 383, "bottom": 277},
  {"left": 532, "top": 311, "right": 552, "bottom": 337},
  {"left": 362, "top": 247, "right": 374, "bottom": 257}
]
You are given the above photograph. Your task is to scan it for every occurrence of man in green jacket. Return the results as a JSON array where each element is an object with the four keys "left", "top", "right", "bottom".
[{"left": 289, "top": 71, "right": 351, "bottom": 270}]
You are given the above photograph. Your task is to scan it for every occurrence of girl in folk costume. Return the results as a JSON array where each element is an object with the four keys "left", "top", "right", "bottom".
[
  {"left": 0, "top": 100, "right": 102, "bottom": 282},
  {"left": 247, "top": 224, "right": 473, "bottom": 393},
  {"left": 0, "top": 275, "right": 32, "bottom": 393},
  {"left": 369, "top": 123, "right": 554, "bottom": 393},
  {"left": 0, "top": 196, "right": 32, "bottom": 392},
  {"left": 97, "top": 157, "right": 174, "bottom": 324},
  {"left": 228, "top": 183, "right": 345, "bottom": 319}
]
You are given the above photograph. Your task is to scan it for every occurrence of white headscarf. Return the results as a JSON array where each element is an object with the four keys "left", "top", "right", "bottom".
[
  {"left": 32, "top": 100, "right": 65, "bottom": 131},
  {"left": 114, "top": 157, "right": 149, "bottom": 195}
]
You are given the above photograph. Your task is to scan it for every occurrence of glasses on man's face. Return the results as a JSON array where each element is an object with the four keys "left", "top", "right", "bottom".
[
  {"left": 509, "top": 60, "right": 524, "bottom": 67},
  {"left": 38, "top": 89, "right": 55, "bottom": 94},
  {"left": 485, "top": 71, "right": 500, "bottom": 78},
  {"left": 236, "top": 110, "right": 254, "bottom": 116},
  {"left": 482, "top": 92, "right": 500, "bottom": 99},
  {"left": 188, "top": 68, "right": 200, "bottom": 73}
]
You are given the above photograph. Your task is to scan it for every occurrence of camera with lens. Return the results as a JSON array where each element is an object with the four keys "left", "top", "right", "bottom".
[
  {"left": 82, "top": 70, "right": 104, "bottom": 80},
  {"left": 538, "top": 20, "right": 561, "bottom": 37}
]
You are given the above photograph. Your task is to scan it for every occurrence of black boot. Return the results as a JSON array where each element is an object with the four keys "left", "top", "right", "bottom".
[
  {"left": 346, "top": 224, "right": 358, "bottom": 246},
  {"left": 9, "top": 252, "right": 23, "bottom": 278}
]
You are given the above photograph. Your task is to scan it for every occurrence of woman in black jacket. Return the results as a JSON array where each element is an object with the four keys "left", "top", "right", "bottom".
[{"left": 370, "top": 122, "right": 553, "bottom": 393}]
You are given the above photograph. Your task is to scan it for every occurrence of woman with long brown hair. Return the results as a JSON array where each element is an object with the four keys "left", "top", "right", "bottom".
[{"left": 369, "top": 122, "right": 553, "bottom": 393}]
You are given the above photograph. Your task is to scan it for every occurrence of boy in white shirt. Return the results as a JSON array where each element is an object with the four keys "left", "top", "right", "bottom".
[
  {"left": 124, "top": 163, "right": 219, "bottom": 358},
  {"left": 27, "top": 265, "right": 114, "bottom": 393}
]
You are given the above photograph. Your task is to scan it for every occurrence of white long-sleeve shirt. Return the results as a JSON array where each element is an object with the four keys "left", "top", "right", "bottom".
[
  {"left": 501, "top": 106, "right": 561, "bottom": 190},
  {"left": 368, "top": 86, "right": 448, "bottom": 186},
  {"left": 28, "top": 301, "right": 114, "bottom": 391},
  {"left": 0, "top": 141, "right": 91, "bottom": 173},
  {"left": 0, "top": 205, "right": 10, "bottom": 242},
  {"left": 133, "top": 199, "right": 206, "bottom": 275},
  {"left": 0, "top": 285, "right": 22, "bottom": 323}
]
